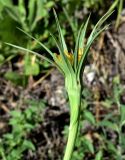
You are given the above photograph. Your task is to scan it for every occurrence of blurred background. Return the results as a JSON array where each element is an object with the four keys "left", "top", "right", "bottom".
[{"left": 0, "top": 0, "right": 125, "bottom": 160}]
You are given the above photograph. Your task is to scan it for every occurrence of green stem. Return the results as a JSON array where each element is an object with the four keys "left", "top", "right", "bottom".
[
  {"left": 63, "top": 115, "right": 80, "bottom": 160},
  {"left": 63, "top": 78, "right": 81, "bottom": 160}
]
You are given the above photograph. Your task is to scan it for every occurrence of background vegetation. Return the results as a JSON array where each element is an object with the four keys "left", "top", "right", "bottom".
[{"left": 0, "top": 0, "right": 125, "bottom": 159}]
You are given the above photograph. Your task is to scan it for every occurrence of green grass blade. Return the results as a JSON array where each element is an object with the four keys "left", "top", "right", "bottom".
[
  {"left": 18, "top": 27, "right": 73, "bottom": 76},
  {"left": 76, "top": 10, "right": 113, "bottom": 77},
  {"left": 49, "top": 31, "right": 74, "bottom": 76},
  {"left": 53, "top": 9, "right": 74, "bottom": 75},
  {"left": 77, "top": 24, "right": 109, "bottom": 78},
  {"left": 94, "top": 10, "right": 113, "bottom": 30},
  {"left": 87, "top": 10, "right": 113, "bottom": 45},
  {"left": 115, "top": 0, "right": 123, "bottom": 30},
  {"left": 49, "top": 32, "right": 72, "bottom": 75},
  {"left": 53, "top": 9, "right": 68, "bottom": 52},
  {"left": 49, "top": 31, "right": 62, "bottom": 54},
  {"left": 109, "top": 0, "right": 119, "bottom": 12},
  {"left": 5, "top": 42, "right": 54, "bottom": 65},
  {"left": 17, "top": 27, "right": 54, "bottom": 58},
  {"left": 74, "top": 15, "right": 90, "bottom": 70},
  {"left": 74, "top": 23, "right": 84, "bottom": 70},
  {"left": 6, "top": 42, "right": 66, "bottom": 75},
  {"left": 79, "top": 14, "right": 90, "bottom": 50},
  {"left": 17, "top": 28, "right": 64, "bottom": 71}
]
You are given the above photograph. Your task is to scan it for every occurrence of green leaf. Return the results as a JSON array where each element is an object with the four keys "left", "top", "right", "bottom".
[
  {"left": 98, "top": 120, "right": 119, "bottom": 132},
  {"left": 4, "top": 71, "right": 25, "bottom": 86},
  {"left": 77, "top": 23, "right": 110, "bottom": 78},
  {"left": 101, "top": 99, "right": 113, "bottom": 108},
  {"left": 27, "top": 0, "right": 36, "bottom": 27},
  {"left": 36, "top": 0, "right": 47, "bottom": 20},
  {"left": 0, "top": 1, "right": 5, "bottom": 19},
  {"left": 53, "top": 9, "right": 74, "bottom": 75},
  {"left": 49, "top": 32, "right": 66, "bottom": 74},
  {"left": 109, "top": 0, "right": 119, "bottom": 12},
  {"left": 0, "top": 0, "right": 13, "bottom": 6},
  {"left": 115, "top": 0, "right": 123, "bottom": 30},
  {"left": 3, "top": 133, "right": 13, "bottom": 140},
  {"left": 17, "top": 28, "right": 66, "bottom": 75},
  {"left": 113, "top": 75, "right": 120, "bottom": 84},
  {"left": 0, "top": 54, "right": 5, "bottom": 64},
  {"left": 22, "top": 140, "right": 35, "bottom": 151},
  {"left": 53, "top": 9, "right": 68, "bottom": 53},
  {"left": 5, "top": 42, "right": 54, "bottom": 65},
  {"left": 83, "top": 137, "right": 94, "bottom": 154},
  {"left": 74, "top": 23, "right": 84, "bottom": 70},
  {"left": 77, "top": 10, "right": 113, "bottom": 78},
  {"left": 49, "top": 31, "right": 62, "bottom": 55},
  {"left": 24, "top": 54, "right": 40, "bottom": 76},
  {"left": 18, "top": 0, "right": 26, "bottom": 22},
  {"left": 10, "top": 111, "right": 22, "bottom": 118},
  {"left": 45, "top": 1, "right": 54, "bottom": 8},
  {"left": 5, "top": 6, "right": 21, "bottom": 23},
  {"left": 107, "top": 141, "right": 118, "bottom": 155},
  {"left": 24, "top": 124, "right": 34, "bottom": 130},
  {"left": 17, "top": 28, "right": 54, "bottom": 58},
  {"left": 7, "top": 149, "right": 23, "bottom": 160},
  {"left": 78, "top": 15, "right": 90, "bottom": 50},
  {"left": 30, "top": 1, "right": 46, "bottom": 31},
  {"left": 74, "top": 15, "right": 90, "bottom": 70},
  {"left": 95, "top": 150, "right": 103, "bottom": 160},
  {"left": 87, "top": 10, "right": 113, "bottom": 45},
  {"left": 0, "top": 17, "right": 26, "bottom": 45},
  {"left": 84, "top": 111, "right": 95, "bottom": 125},
  {"left": 120, "top": 104, "right": 125, "bottom": 127}
]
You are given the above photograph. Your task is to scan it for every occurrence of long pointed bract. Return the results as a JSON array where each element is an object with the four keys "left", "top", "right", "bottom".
[
  {"left": 74, "top": 23, "right": 84, "bottom": 70},
  {"left": 77, "top": 24, "right": 110, "bottom": 78},
  {"left": 17, "top": 27, "right": 55, "bottom": 58},
  {"left": 53, "top": 9, "right": 74, "bottom": 76},
  {"left": 87, "top": 10, "right": 113, "bottom": 45},
  {"left": 74, "top": 15, "right": 90, "bottom": 71},
  {"left": 78, "top": 14, "right": 90, "bottom": 50},
  {"left": 5, "top": 42, "right": 54, "bottom": 64}
]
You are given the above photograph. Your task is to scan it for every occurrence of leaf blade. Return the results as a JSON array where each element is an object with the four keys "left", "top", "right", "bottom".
[{"left": 5, "top": 42, "right": 54, "bottom": 64}]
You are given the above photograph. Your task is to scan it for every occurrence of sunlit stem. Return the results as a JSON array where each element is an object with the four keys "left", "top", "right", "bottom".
[{"left": 63, "top": 77, "right": 81, "bottom": 160}]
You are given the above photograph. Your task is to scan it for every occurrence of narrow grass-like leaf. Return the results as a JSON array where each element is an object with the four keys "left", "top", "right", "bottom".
[
  {"left": 17, "top": 27, "right": 55, "bottom": 58},
  {"left": 17, "top": 28, "right": 66, "bottom": 73},
  {"left": 49, "top": 31, "right": 62, "bottom": 56},
  {"left": 74, "top": 15, "right": 90, "bottom": 71},
  {"left": 87, "top": 10, "right": 113, "bottom": 45},
  {"left": 77, "top": 10, "right": 113, "bottom": 78},
  {"left": 109, "top": 0, "right": 119, "bottom": 12},
  {"left": 78, "top": 14, "right": 90, "bottom": 50},
  {"left": 77, "top": 24, "right": 109, "bottom": 78},
  {"left": 27, "top": 0, "right": 36, "bottom": 26},
  {"left": 49, "top": 31, "right": 73, "bottom": 76},
  {"left": 115, "top": 0, "right": 123, "bottom": 30},
  {"left": 5, "top": 42, "right": 65, "bottom": 75},
  {"left": 74, "top": 23, "right": 84, "bottom": 70},
  {"left": 5, "top": 42, "right": 54, "bottom": 64},
  {"left": 53, "top": 9, "right": 74, "bottom": 75},
  {"left": 49, "top": 32, "right": 69, "bottom": 73},
  {"left": 53, "top": 9, "right": 68, "bottom": 52}
]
